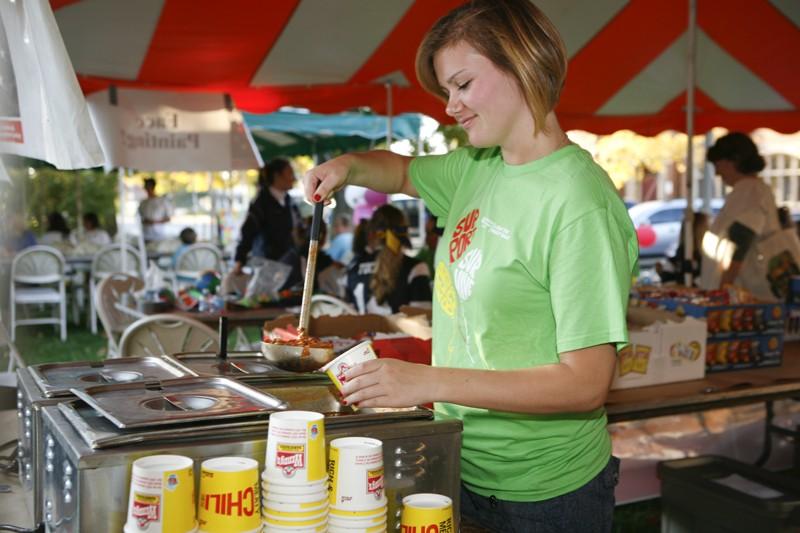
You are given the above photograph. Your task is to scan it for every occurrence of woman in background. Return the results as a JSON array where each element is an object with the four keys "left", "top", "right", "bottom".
[
  {"left": 39, "top": 212, "right": 72, "bottom": 246},
  {"left": 74, "top": 213, "right": 111, "bottom": 247},
  {"left": 346, "top": 204, "right": 431, "bottom": 314}
]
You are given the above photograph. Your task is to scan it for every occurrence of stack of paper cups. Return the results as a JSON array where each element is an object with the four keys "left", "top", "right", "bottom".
[
  {"left": 262, "top": 411, "right": 328, "bottom": 532},
  {"left": 197, "top": 457, "right": 261, "bottom": 533},
  {"left": 124, "top": 455, "right": 197, "bottom": 533},
  {"left": 328, "top": 437, "right": 387, "bottom": 533},
  {"left": 400, "top": 494, "right": 454, "bottom": 533}
]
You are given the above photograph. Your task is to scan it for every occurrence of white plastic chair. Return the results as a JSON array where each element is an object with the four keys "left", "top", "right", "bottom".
[
  {"left": 170, "top": 243, "right": 226, "bottom": 292},
  {"left": 310, "top": 294, "right": 357, "bottom": 318},
  {"left": 0, "top": 318, "right": 23, "bottom": 389},
  {"left": 118, "top": 313, "right": 219, "bottom": 357},
  {"left": 9, "top": 245, "right": 68, "bottom": 341},
  {"left": 95, "top": 273, "right": 145, "bottom": 358},
  {"left": 89, "top": 244, "right": 142, "bottom": 334}
]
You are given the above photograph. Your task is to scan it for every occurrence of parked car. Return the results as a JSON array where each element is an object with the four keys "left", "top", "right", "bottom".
[
  {"left": 389, "top": 193, "right": 426, "bottom": 250},
  {"left": 628, "top": 199, "right": 724, "bottom": 259}
]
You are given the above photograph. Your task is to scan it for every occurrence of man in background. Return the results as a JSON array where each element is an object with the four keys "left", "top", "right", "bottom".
[{"left": 138, "top": 177, "right": 173, "bottom": 243}]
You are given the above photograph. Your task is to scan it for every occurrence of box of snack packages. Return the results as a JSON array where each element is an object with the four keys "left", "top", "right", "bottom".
[
  {"left": 263, "top": 313, "right": 432, "bottom": 365},
  {"left": 632, "top": 286, "right": 786, "bottom": 372},
  {"left": 611, "top": 307, "right": 707, "bottom": 390}
]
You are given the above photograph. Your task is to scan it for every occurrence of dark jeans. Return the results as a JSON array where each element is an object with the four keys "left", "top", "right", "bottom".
[{"left": 460, "top": 456, "right": 620, "bottom": 533}]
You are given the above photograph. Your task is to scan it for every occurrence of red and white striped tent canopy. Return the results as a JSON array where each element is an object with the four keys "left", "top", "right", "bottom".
[{"left": 51, "top": 0, "right": 800, "bottom": 135}]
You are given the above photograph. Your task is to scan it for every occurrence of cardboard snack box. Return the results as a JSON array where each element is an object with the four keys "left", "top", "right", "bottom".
[
  {"left": 263, "top": 313, "right": 431, "bottom": 340},
  {"left": 263, "top": 313, "right": 432, "bottom": 364},
  {"left": 612, "top": 308, "right": 707, "bottom": 390}
]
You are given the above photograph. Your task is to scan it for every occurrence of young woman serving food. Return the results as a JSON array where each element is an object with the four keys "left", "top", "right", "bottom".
[{"left": 304, "top": 1, "right": 637, "bottom": 530}]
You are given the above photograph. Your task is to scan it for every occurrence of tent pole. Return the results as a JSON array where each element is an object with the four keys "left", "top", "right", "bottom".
[
  {"left": 385, "top": 82, "right": 394, "bottom": 147},
  {"left": 207, "top": 171, "right": 215, "bottom": 243},
  {"left": 75, "top": 170, "right": 84, "bottom": 242},
  {"left": 703, "top": 131, "right": 715, "bottom": 214},
  {"left": 683, "top": 0, "right": 697, "bottom": 287},
  {"left": 119, "top": 167, "right": 128, "bottom": 274}
]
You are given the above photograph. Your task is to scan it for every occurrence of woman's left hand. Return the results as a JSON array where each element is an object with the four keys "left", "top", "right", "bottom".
[{"left": 340, "top": 359, "right": 436, "bottom": 408}]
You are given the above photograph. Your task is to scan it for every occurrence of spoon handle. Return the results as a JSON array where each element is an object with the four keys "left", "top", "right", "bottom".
[{"left": 299, "top": 202, "right": 324, "bottom": 334}]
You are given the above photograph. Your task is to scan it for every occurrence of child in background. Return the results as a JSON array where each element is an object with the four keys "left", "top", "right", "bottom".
[{"left": 172, "top": 227, "right": 197, "bottom": 268}]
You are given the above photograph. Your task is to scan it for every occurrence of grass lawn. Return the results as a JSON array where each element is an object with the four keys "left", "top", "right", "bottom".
[
  {"left": 10, "top": 320, "right": 265, "bottom": 366},
  {"left": 13, "top": 323, "right": 107, "bottom": 365}
]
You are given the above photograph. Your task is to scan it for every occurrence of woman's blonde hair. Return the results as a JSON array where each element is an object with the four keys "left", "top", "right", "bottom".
[
  {"left": 367, "top": 205, "right": 409, "bottom": 305},
  {"left": 415, "top": 0, "right": 567, "bottom": 135}
]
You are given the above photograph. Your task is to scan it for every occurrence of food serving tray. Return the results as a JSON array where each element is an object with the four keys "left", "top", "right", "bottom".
[
  {"left": 69, "top": 377, "right": 288, "bottom": 429},
  {"left": 29, "top": 356, "right": 195, "bottom": 397},
  {"left": 171, "top": 351, "right": 328, "bottom": 382},
  {"left": 59, "top": 401, "right": 270, "bottom": 449}
]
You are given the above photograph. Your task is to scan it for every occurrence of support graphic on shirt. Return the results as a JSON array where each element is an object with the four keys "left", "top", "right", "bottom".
[
  {"left": 449, "top": 209, "right": 480, "bottom": 263},
  {"left": 454, "top": 249, "right": 482, "bottom": 300}
]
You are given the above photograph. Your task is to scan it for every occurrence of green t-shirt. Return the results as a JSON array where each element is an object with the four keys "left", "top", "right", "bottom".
[{"left": 409, "top": 144, "right": 638, "bottom": 501}]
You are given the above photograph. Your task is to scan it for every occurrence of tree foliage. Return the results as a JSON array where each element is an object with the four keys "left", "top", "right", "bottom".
[{"left": 4, "top": 158, "right": 119, "bottom": 235}]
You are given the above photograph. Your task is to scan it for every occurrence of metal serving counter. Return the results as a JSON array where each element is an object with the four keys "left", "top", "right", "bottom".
[
  {"left": 19, "top": 351, "right": 463, "bottom": 532},
  {"left": 40, "top": 403, "right": 462, "bottom": 532}
]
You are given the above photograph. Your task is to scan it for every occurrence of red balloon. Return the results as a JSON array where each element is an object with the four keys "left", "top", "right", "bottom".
[{"left": 637, "top": 225, "right": 657, "bottom": 248}]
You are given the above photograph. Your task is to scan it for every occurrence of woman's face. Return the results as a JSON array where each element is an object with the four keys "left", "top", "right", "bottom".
[
  {"left": 713, "top": 159, "right": 736, "bottom": 185},
  {"left": 434, "top": 41, "right": 528, "bottom": 149},
  {"left": 274, "top": 166, "right": 296, "bottom": 192}
]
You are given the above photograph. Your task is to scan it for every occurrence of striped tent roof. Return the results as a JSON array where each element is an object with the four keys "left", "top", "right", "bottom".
[{"left": 51, "top": 0, "right": 800, "bottom": 134}]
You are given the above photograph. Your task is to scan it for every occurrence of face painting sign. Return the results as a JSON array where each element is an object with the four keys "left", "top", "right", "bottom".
[{"left": 87, "top": 88, "right": 262, "bottom": 172}]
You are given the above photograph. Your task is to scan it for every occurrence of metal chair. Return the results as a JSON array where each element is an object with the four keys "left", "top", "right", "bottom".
[
  {"left": 220, "top": 270, "right": 253, "bottom": 349},
  {"left": 170, "top": 243, "right": 226, "bottom": 292},
  {"left": 94, "top": 273, "right": 145, "bottom": 358},
  {"left": 9, "top": 245, "right": 68, "bottom": 341},
  {"left": 118, "top": 313, "right": 219, "bottom": 357},
  {"left": 89, "top": 244, "right": 142, "bottom": 334}
]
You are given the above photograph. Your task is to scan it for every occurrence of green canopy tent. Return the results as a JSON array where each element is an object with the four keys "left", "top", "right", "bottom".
[{"left": 244, "top": 110, "right": 423, "bottom": 160}]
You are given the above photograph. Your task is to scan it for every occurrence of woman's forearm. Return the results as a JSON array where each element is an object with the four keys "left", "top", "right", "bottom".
[
  {"left": 343, "top": 344, "right": 617, "bottom": 414},
  {"left": 432, "top": 345, "right": 615, "bottom": 413},
  {"left": 344, "top": 151, "right": 417, "bottom": 197}
]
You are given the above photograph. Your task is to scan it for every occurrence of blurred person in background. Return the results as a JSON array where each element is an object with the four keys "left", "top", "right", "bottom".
[
  {"left": 346, "top": 204, "right": 431, "bottom": 314},
  {"left": 702, "top": 132, "right": 790, "bottom": 298},
  {"left": 656, "top": 212, "right": 709, "bottom": 284},
  {"left": 326, "top": 212, "right": 354, "bottom": 264},
  {"left": 4, "top": 212, "right": 36, "bottom": 254},
  {"left": 415, "top": 208, "right": 444, "bottom": 278},
  {"left": 172, "top": 227, "right": 197, "bottom": 268},
  {"left": 73, "top": 213, "right": 111, "bottom": 247},
  {"left": 233, "top": 158, "right": 301, "bottom": 275},
  {"left": 138, "top": 177, "right": 173, "bottom": 243},
  {"left": 39, "top": 212, "right": 72, "bottom": 246}
]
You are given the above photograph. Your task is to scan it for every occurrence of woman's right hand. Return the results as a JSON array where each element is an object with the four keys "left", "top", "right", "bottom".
[{"left": 303, "top": 155, "right": 353, "bottom": 203}]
